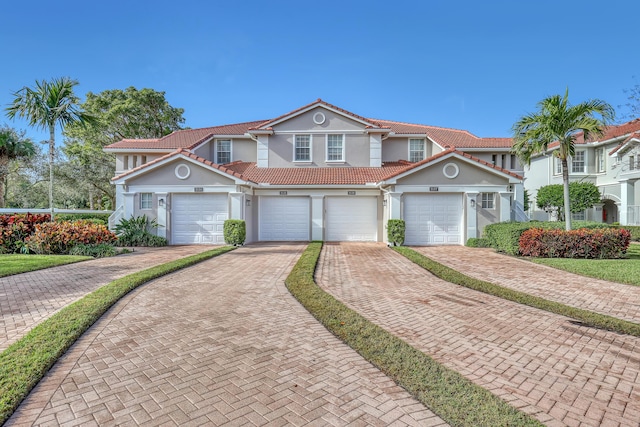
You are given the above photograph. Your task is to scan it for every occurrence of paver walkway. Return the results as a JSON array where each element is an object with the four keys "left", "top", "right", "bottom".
[
  {"left": 415, "top": 246, "right": 640, "bottom": 324},
  {"left": 316, "top": 243, "right": 640, "bottom": 427},
  {"left": 7, "top": 243, "right": 446, "bottom": 426},
  {"left": 0, "top": 246, "right": 213, "bottom": 352}
]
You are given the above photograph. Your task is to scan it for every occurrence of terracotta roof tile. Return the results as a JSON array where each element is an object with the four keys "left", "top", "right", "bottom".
[{"left": 548, "top": 118, "right": 640, "bottom": 150}]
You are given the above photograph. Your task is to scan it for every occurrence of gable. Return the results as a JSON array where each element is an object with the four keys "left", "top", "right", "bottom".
[
  {"left": 395, "top": 158, "right": 511, "bottom": 186},
  {"left": 125, "top": 158, "right": 236, "bottom": 186},
  {"left": 271, "top": 107, "right": 367, "bottom": 132}
]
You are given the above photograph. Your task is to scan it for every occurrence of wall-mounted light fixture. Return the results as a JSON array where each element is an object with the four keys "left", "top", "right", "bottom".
[
  {"left": 383, "top": 199, "right": 387, "bottom": 207},
  {"left": 246, "top": 199, "right": 251, "bottom": 207},
  {"left": 470, "top": 199, "right": 476, "bottom": 208},
  {"left": 158, "top": 198, "right": 165, "bottom": 207}
]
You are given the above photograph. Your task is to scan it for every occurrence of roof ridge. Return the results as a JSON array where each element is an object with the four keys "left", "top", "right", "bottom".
[{"left": 371, "top": 118, "right": 477, "bottom": 137}]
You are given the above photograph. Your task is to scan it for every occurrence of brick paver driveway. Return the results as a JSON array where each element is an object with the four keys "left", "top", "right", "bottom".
[
  {"left": 0, "top": 246, "right": 213, "bottom": 352},
  {"left": 7, "top": 243, "right": 445, "bottom": 426},
  {"left": 316, "top": 243, "right": 640, "bottom": 427},
  {"left": 416, "top": 246, "right": 640, "bottom": 324}
]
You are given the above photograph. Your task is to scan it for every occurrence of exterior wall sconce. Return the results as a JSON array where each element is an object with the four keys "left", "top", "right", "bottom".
[
  {"left": 470, "top": 199, "right": 476, "bottom": 208},
  {"left": 158, "top": 198, "right": 165, "bottom": 207},
  {"left": 383, "top": 199, "right": 387, "bottom": 207},
  {"left": 246, "top": 199, "right": 251, "bottom": 207}
]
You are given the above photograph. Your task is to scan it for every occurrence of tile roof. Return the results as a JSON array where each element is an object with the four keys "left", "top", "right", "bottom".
[
  {"left": 548, "top": 118, "right": 640, "bottom": 151},
  {"left": 104, "top": 120, "right": 267, "bottom": 150}
]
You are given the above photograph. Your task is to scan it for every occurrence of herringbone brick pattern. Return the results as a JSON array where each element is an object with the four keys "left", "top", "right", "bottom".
[
  {"left": 316, "top": 243, "right": 640, "bottom": 427},
  {"left": 7, "top": 243, "right": 446, "bottom": 426},
  {"left": 0, "top": 246, "right": 213, "bottom": 352},
  {"left": 416, "top": 246, "right": 640, "bottom": 324}
]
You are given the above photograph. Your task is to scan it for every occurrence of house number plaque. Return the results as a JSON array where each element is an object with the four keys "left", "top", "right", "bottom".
[
  {"left": 348, "top": 191, "right": 356, "bottom": 195},
  {"left": 429, "top": 187, "right": 439, "bottom": 191},
  {"left": 194, "top": 187, "right": 204, "bottom": 192}
]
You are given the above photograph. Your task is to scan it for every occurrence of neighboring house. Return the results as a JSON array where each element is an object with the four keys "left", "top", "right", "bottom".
[
  {"left": 524, "top": 119, "right": 640, "bottom": 225},
  {"left": 105, "top": 99, "right": 524, "bottom": 245}
]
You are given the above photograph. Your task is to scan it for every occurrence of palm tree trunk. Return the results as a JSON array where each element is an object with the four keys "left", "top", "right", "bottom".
[
  {"left": 562, "top": 158, "right": 571, "bottom": 230},
  {"left": 49, "top": 126, "right": 55, "bottom": 222},
  {"left": 0, "top": 156, "right": 7, "bottom": 208}
]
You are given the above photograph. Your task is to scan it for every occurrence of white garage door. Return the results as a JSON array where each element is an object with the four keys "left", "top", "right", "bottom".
[
  {"left": 404, "top": 194, "right": 462, "bottom": 245},
  {"left": 172, "top": 194, "right": 228, "bottom": 244},
  {"left": 326, "top": 197, "right": 378, "bottom": 241},
  {"left": 260, "top": 197, "right": 310, "bottom": 241}
]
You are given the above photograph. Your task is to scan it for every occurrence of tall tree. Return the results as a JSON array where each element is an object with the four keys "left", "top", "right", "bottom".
[
  {"left": 0, "top": 126, "right": 35, "bottom": 207},
  {"left": 63, "top": 87, "right": 185, "bottom": 207},
  {"left": 5, "top": 77, "right": 94, "bottom": 219},
  {"left": 512, "top": 89, "right": 614, "bottom": 230}
]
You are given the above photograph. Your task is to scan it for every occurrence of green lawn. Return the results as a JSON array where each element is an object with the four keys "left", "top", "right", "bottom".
[
  {"left": 0, "top": 255, "right": 92, "bottom": 278},
  {"left": 531, "top": 243, "right": 640, "bottom": 286}
]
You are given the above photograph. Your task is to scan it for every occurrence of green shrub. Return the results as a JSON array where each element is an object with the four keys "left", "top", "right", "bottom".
[
  {"left": 26, "top": 221, "right": 117, "bottom": 255},
  {"left": 224, "top": 219, "right": 246, "bottom": 246},
  {"left": 69, "top": 243, "right": 118, "bottom": 258},
  {"left": 622, "top": 226, "right": 640, "bottom": 241},
  {"left": 114, "top": 215, "right": 167, "bottom": 247},
  {"left": 484, "top": 221, "right": 611, "bottom": 255},
  {"left": 387, "top": 219, "right": 405, "bottom": 246},
  {"left": 55, "top": 213, "right": 110, "bottom": 225},
  {"left": 466, "top": 237, "right": 490, "bottom": 247},
  {"left": 519, "top": 228, "right": 631, "bottom": 259}
]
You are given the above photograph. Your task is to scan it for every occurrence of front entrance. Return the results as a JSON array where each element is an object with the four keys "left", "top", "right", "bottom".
[{"left": 602, "top": 199, "right": 618, "bottom": 224}]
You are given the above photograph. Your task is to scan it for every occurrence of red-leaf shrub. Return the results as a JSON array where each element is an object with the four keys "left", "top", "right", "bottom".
[
  {"left": 26, "top": 221, "right": 117, "bottom": 255},
  {"left": 0, "top": 213, "right": 51, "bottom": 253},
  {"left": 519, "top": 228, "right": 631, "bottom": 259}
]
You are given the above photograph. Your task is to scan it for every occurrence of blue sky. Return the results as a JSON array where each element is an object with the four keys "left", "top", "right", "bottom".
[{"left": 2, "top": 0, "right": 639, "bottom": 145}]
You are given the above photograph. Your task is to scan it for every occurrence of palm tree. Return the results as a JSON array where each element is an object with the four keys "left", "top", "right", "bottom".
[
  {"left": 512, "top": 89, "right": 614, "bottom": 230},
  {"left": 0, "top": 126, "right": 35, "bottom": 207},
  {"left": 5, "top": 77, "right": 93, "bottom": 219}
]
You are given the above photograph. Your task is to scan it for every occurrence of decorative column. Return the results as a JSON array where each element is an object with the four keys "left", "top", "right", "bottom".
[
  {"left": 499, "top": 192, "right": 512, "bottom": 222},
  {"left": 123, "top": 192, "right": 135, "bottom": 219},
  {"left": 619, "top": 179, "right": 634, "bottom": 225},
  {"left": 156, "top": 192, "right": 167, "bottom": 238},
  {"left": 229, "top": 192, "right": 244, "bottom": 219},
  {"left": 465, "top": 192, "right": 479, "bottom": 240},
  {"left": 311, "top": 195, "right": 324, "bottom": 241},
  {"left": 257, "top": 135, "right": 269, "bottom": 167}
]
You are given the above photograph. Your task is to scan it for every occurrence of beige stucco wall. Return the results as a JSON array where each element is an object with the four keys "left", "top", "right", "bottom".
[
  {"left": 274, "top": 107, "right": 364, "bottom": 132},
  {"left": 268, "top": 132, "right": 371, "bottom": 167},
  {"left": 382, "top": 137, "right": 436, "bottom": 163},
  {"left": 477, "top": 195, "right": 501, "bottom": 236},
  {"left": 125, "top": 160, "right": 236, "bottom": 186},
  {"left": 396, "top": 160, "right": 509, "bottom": 186},
  {"left": 207, "top": 138, "right": 256, "bottom": 164}
]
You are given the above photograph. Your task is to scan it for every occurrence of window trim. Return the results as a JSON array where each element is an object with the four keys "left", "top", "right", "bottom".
[
  {"left": 140, "top": 193, "right": 153, "bottom": 210},
  {"left": 554, "top": 157, "right": 562, "bottom": 175},
  {"left": 571, "top": 150, "right": 586, "bottom": 174},
  {"left": 293, "top": 134, "right": 312, "bottom": 162},
  {"left": 480, "top": 193, "right": 495, "bottom": 209},
  {"left": 326, "top": 134, "right": 345, "bottom": 162},
  {"left": 215, "top": 139, "right": 232, "bottom": 164},
  {"left": 596, "top": 147, "right": 605, "bottom": 173},
  {"left": 408, "top": 138, "right": 426, "bottom": 163}
]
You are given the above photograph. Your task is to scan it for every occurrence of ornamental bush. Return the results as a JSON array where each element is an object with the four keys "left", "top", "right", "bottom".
[
  {"left": 0, "top": 213, "right": 51, "bottom": 253},
  {"left": 26, "top": 221, "right": 117, "bottom": 255},
  {"left": 387, "top": 219, "right": 405, "bottom": 246},
  {"left": 224, "top": 219, "right": 246, "bottom": 246},
  {"left": 519, "top": 228, "right": 631, "bottom": 259}
]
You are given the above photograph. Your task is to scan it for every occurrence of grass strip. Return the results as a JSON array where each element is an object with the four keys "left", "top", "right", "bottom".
[
  {"left": 393, "top": 246, "right": 640, "bottom": 337},
  {"left": 0, "top": 254, "right": 92, "bottom": 278},
  {"left": 286, "top": 242, "right": 541, "bottom": 427},
  {"left": 0, "top": 245, "right": 235, "bottom": 425}
]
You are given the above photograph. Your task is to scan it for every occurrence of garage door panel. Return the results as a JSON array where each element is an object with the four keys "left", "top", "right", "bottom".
[
  {"left": 172, "top": 194, "right": 228, "bottom": 244},
  {"left": 404, "top": 194, "right": 462, "bottom": 245},
  {"left": 326, "top": 197, "right": 377, "bottom": 242},
  {"left": 260, "top": 197, "right": 310, "bottom": 241}
]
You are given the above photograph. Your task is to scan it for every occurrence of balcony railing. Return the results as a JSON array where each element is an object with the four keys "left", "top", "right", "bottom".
[{"left": 628, "top": 206, "right": 640, "bottom": 226}]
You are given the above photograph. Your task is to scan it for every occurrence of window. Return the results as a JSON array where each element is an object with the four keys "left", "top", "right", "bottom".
[
  {"left": 141, "top": 155, "right": 147, "bottom": 165},
  {"left": 294, "top": 134, "right": 311, "bottom": 162},
  {"left": 501, "top": 154, "right": 507, "bottom": 167},
  {"left": 132, "top": 156, "right": 137, "bottom": 168},
  {"left": 596, "top": 148, "right": 605, "bottom": 173},
  {"left": 327, "top": 134, "right": 344, "bottom": 161},
  {"left": 554, "top": 157, "right": 562, "bottom": 175},
  {"left": 630, "top": 155, "right": 636, "bottom": 171},
  {"left": 481, "top": 193, "right": 494, "bottom": 209},
  {"left": 216, "top": 140, "right": 231, "bottom": 164},
  {"left": 140, "top": 193, "right": 152, "bottom": 210},
  {"left": 571, "top": 210, "right": 585, "bottom": 221},
  {"left": 123, "top": 155, "right": 129, "bottom": 170},
  {"left": 409, "top": 138, "right": 425, "bottom": 162},
  {"left": 571, "top": 151, "right": 585, "bottom": 173},
  {"left": 491, "top": 154, "right": 497, "bottom": 165},
  {"left": 510, "top": 154, "right": 517, "bottom": 169}
]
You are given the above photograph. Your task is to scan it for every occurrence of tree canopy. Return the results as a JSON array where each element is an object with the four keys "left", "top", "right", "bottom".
[
  {"left": 0, "top": 126, "right": 35, "bottom": 207},
  {"left": 536, "top": 182, "right": 602, "bottom": 221},
  {"left": 512, "top": 89, "right": 614, "bottom": 230}
]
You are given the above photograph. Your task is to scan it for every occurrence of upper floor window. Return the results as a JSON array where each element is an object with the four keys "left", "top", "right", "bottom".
[
  {"left": 481, "top": 193, "right": 495, "bottom": 209},
  {"left": 216, "top": 140, "right": 231, "bottom": 164},
  {"left": 554, "top": 157, "right": 562, "bottom": 175},
  {"left": 294, "top": 135, "right": 311, "bottom": 162},
  {"left": 631, "top": 155, "right": 637, "bottom": 171},
  {"left": 510, "top": 154, "right": 517, "bottom": 169},
  {"left": 596, "top": 147, "right": 605, "bottom": 173},
  {"left": 409, "top": 138, "right": 425, "bottom": 162},
  {"left": 140, "top": 193, "right": 152, "bottom": 210},
  {"left": 571, "top": 150, "right": 585, "bottom": 173},
  {"left": 327, "top": 134, "right": 344, "bottom": 162},
  {"left": 492, "top": 154, "right": 497, "bottom": 165}
]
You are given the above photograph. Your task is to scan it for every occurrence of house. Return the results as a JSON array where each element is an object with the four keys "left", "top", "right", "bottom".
[
  {"left": 524, "top": 119, "right": 640, "bottom": 225},
  {"left": 104, "top": 99, "right": 525, "bottom": 245}
]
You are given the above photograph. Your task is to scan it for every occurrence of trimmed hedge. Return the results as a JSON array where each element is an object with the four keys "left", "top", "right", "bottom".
[
  {"left": 27, "top": 221, "right": 117, "bottom": 255},
  {"left": 55, "top": 213, "right": 110, "bottom": 225},
  {"left": 623, "top": 226, "right": 640, "bottom": 241},
  {"left": 465, "top": 237, "right": 490, "bottom": 248},
  {"left": 519, "top": 228, "right": 631, "bottom": 259},
  {"left": 484, "top": 221, "right": 612, "bottom": 255},
  {"left": 223, "top": 220, "right": 246, "bottom": 246},
  {"left": 387, "top": 219, "right": 405, "bottom": 246}
]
